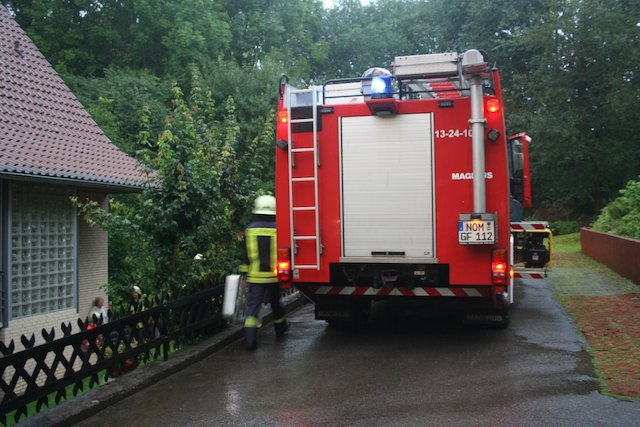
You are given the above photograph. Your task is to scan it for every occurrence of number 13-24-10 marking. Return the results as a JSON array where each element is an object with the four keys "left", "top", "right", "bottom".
[{"left": 435, "top": 129, "right": 472, "bottom": 138}]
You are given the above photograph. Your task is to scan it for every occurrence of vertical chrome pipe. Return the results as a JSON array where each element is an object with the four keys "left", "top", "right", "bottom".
[{"left": 469, "top": 76, "right": 486, "bottom": 213}]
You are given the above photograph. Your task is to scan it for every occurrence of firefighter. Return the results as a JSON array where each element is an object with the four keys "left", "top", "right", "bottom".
[
  {"left": 240, "top": 195, "right": 288, "bottom": 351},
  {"left": 128, "top": 285, "right": 142, "bottom": 314}
]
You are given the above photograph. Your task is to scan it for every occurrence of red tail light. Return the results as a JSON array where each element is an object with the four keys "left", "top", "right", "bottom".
[
  {"left": 276, "top": 110, "right": 289, "bottom": 142},
  {"left": 491, "top": 248, "right": 508, "bottom": 285},
  {"left": 486, "top": 98, "right": 500, "bottom": 113},
  {"left": 277, "top": 110, "right": 288, "bottom": 124},
  {"left": 277, "top": 247, "right": 292, "bottom": 284}
]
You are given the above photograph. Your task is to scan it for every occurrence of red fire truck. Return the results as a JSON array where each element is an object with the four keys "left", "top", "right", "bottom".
[{"left": 274, "top": 50, "right": 550, "bottom": 326}]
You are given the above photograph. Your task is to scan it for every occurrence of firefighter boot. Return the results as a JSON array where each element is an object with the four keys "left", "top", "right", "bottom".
[
  {"left": 244, "top": 327, "right": 258, "bottom": 351},
  {"left": 274, "top": 320, "right": 289, "bottom": 339}
]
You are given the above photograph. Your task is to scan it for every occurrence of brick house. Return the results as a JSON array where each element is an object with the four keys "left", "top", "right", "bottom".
[{"left": 0, "top": 6, "right": 147, "bottom": 347}]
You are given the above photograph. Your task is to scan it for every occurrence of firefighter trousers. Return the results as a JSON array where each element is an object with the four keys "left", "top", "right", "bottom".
[{"left": 243, "top": 283, "right": 287, "bottom": 350}]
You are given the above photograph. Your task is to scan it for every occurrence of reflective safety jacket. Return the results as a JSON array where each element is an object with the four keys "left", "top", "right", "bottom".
[{"left": 239, "top": 217, "right": 277, "bottom": 284}]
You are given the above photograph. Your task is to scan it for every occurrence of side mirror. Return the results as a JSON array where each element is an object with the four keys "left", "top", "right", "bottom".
[{"left": 507, "top": 134, "right": 532, "bottom": 209}]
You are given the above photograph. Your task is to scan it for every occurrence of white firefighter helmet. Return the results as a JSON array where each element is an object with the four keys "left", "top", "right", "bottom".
[{"left": 253, "top": 195, "right": 276, "bottom": 215}]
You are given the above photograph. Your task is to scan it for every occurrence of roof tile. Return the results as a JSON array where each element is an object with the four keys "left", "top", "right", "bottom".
[{"left": 0, "top": 5, "right": 147, "bottom": 189}]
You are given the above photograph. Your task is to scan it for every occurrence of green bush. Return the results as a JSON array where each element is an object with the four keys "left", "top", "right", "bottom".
[
  {"left": 549, "top": 220, "right": 581, "bottom": 236},
  {"left": 593, "top": 178, "right": 640, "bottom": 239}
]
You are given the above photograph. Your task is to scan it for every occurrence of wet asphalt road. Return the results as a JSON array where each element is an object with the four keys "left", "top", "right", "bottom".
[{"left": 75, "top": 280, "right": 640, "bottom": 426}]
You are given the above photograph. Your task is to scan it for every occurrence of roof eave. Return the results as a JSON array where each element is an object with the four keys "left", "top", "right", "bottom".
[{"left": 0, "top": 172, "right": 147, "bottom": 193}]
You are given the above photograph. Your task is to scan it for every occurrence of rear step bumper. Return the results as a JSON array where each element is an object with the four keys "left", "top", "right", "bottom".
[
  {"left": 301, "top": 285, "right": 491, "bottom": 298},
  {"left": 513, "top": 267, "right": 548, "bottom": 280}
]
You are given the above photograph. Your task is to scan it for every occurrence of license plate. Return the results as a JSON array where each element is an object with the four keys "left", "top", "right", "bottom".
[{"left": 458, "top": 219, "right": 496, "bottom": 244}]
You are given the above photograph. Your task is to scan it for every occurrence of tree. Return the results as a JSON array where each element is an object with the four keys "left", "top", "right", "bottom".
[
  {"left": 160, "top": 0, "right": 231, "bottom": 77},
  {"left": 68, "top": 68, "right": 171, "bottom": 155},
  {"left": 135, "top": 73, "right": 241, "bottom": 289},
  {"left": 11, "top": 0, "right": 640, "bottom": 257},
  {"left": 2, "top": 0, "right": 128, "bottom": 76},
  {"left": 506, "top": 0, "right": 640, "bottom": 217},
  {"left": 321, "top": 0, "right": 422, "bottom": 78},
  {"left": 75, "top": 72, "right": 275, "bottom": 295}
]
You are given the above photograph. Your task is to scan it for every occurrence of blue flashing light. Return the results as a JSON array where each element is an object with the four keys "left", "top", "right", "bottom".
[{"left": 370, "top": 75, "right": 393, "bottom": 99}]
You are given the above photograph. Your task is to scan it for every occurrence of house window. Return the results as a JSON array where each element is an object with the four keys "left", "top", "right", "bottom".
[{"left": 9, "top": 183, "right": 76, "bottom": 318}]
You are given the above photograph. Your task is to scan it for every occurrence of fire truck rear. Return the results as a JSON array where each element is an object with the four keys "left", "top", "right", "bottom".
[{"left": 274, "top": 49, "right": 550, "bottom": 326}]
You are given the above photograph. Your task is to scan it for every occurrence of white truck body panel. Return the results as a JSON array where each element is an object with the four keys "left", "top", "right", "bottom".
[{"left": 340, "top": 113, "right": 435, "bottom": 258}]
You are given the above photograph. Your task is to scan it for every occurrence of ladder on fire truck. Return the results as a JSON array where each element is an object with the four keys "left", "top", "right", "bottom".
[{"left": 287, "top": 87, "right": 321, "bottom": 270}]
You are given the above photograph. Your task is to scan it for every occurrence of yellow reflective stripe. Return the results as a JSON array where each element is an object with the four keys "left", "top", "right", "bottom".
[
  {"left": 245, "top": 227, "right": 277, "bottom": 282},
  {"left": 248, "top": 276, "right": 278, "bottom": 284},
  {"left": 244, "top": 316, "right": 259, "bottom": 328},
  {"left": 246, "top": 231, "right": 259, "bottom": 265},
  {"left": 251, "top": 271, "right": 277, "bottom": 277},
  {"left": 274, "top": 317, "right": 285, "bottom": 324},
  {"left": 246, "top": 228, "right": 277, "bottom": 237}
]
